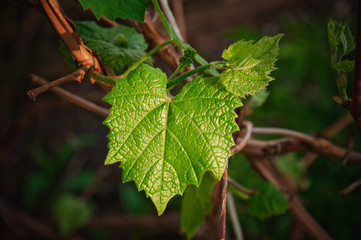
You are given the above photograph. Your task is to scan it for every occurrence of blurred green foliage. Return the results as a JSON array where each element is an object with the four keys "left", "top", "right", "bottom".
[{"left": 227, "top": 18, "right": 361, "bottom": 240}]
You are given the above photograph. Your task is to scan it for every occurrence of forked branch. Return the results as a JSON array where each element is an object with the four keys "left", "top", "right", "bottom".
[
  {"left": 27, "top": 67, "right": 87, "bottom": 100},
  {"left": 30, "top": 74, "right": 109, "bottom": 117}
]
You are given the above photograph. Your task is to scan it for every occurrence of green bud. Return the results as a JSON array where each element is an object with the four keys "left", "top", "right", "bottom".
[
  {"left": 179, "top": 48, "right": 197, "bottom": 67},
  {"left": 113, "top": 34, "right": 129, "bottom": 48}
]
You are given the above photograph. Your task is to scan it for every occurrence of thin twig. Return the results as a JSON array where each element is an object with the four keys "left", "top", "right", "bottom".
[
  {"left": 303, "top": 113, "right": 353, "bottom": 169},
  {"left": 27, "top": 67, "right": 86, "bottom": 100},
  {"left": 252, "top": 127, "right": 316, "bottom": 146},
  {"left": 132, "top": 14, "right": 181, "bottom": 71},
  {"left": 226, "top": 193, "right": 244, "bottom": 240},
  {"left": 323, "top": 113, "right": 354, "bottom": 138},
  {"left": 339, "top": 178, "right": 361, "bottom": 197},
  {"left": 227, "top": 177, "right": 258, "bottom": 196},
  {"left": 231, "top": 121, "right": 253, "bottom": 155},
  {"left": 30, "top": 74, "right": 109, "bottom": 117},
  {"left": 159, "top": 0, "right": 184, "bottom": 41}
]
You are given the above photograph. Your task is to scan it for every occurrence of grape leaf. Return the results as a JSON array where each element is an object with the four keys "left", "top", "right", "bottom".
[
  {"left": 220, "top": 34, "right": 283, "bottom": 98},
  {"left": 76, "top": 21, "right": 147, "bottom": 51},
  {"left": 248, "top": 182, "right": 290, "bottom": 219},
  {"left": 103, "top": 64, "right": 241, "bottom": 215},
  {"left": 78, "top": 0, "right": 149, "bottom": 22},
  {"left": 181, "top": 172, "right": 217, "bottom": 239},
  {"left": 74, "top": 21, "right": 150, "bottom": 74}
]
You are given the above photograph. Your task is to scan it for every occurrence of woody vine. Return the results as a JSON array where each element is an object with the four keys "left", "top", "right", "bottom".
[{"left": 24, "top": 0, "right": 361, "bottom": 239}]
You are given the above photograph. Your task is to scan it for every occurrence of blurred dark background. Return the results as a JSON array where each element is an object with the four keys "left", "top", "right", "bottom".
[{"left": 1, "top": 0, "right": 361, "bottom": 239}]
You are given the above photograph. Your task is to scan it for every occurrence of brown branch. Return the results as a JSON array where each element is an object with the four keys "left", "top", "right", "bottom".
[
  {"left": 303, "top": 113, "right": 353, "bottom": 168},
  {"left": 219, "top": 167, "right": 228, "bottom": 240},
  {"left": 27, "top": 67, "right": 87, "bottom": 100},
  {"left": 30, "top": 74, "right": 109, "bottom": 117},
  {"left": 243, "top": 137, "right": 361, "bottom": 165},
  {"left": 36, "top": 0, "right": 102, "bottom": 71},
  {"left": 246, "top": 126, "right": 361, "bottom": 165},
  {"left": 248, "top": 157, "right": 333, "bottom": 240},
  {"left": 349, "top": 2, "right": 361, "bottom": 139},
  {"left": 339, "top": 178, "right": 361, "bottom": 196},
  {"left": 227, "top": 177, "right": 257, "bottom": 196}
]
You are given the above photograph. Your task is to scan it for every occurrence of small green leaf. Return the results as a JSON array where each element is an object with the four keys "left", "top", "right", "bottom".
[
  {"left": 52, "top": 193, "right": 94, "bottom": 235},
  {"left": 75, "top": 21, "right": 150, "bottom": 74},
  {"left": 249, "top": 182, "right": 290, "bottom": 219},
  {"left": 104, "top": 64, "right": 241, "bottom": 215},
  {"left": 327, "top": 18, "right": 355, "bottom": 57},
  {"left": 180, "top": 172, "right": 217, "bottom": 239},
  {"left": 78, "top": 0, "right": 149, "bottom": 22},
  {"left": 220, "top": 34, "right": 283, "bottom": 98},
  {"left": 332, "top": 59, "right": 355, "bottom": 73}
]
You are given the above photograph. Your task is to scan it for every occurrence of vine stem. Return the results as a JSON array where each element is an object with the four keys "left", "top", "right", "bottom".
[
  {"left": 348, "top": 2, "right": 361, "bottom": 140},
  {"left": 122, "top": 40, "right": 174, "bottom": 78},
  {"left": 219, "top": 166, "right": 228, "bottom": 240},
  {"left": 231, "top": 121, "right": 253, "bottom": 156},
  {"left": 167, "top": 63, "right": 186, "bottom": 82},
  {"left": 159, "top": 0, "right": 184, "bottom": 41},
  {"left": 167, "top": 61, "right": 227, "bottom": 88},
  {"left": 152, "top": 0, "right": 219, "bottom": 77}
]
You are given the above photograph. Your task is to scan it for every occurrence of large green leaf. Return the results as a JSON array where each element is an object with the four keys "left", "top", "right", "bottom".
[
  {"left": 75, "top": 21, "right": 150, "bottom": 74},
  {"left": 181, "top": 172, "right": 217, "bottom": 239},
  {"left": 220, "top": 34, "right": 283, "bottom": 98},
  {"left": 103, "top": 64, "right": 241, "bottom": 215},
  {"left": 248, "top": 182, "right": 290, "bottom": 219},
  {"left": 79, "top": 0, "right": 149, "bottom": 22}
]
